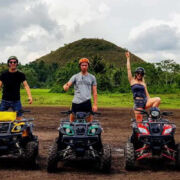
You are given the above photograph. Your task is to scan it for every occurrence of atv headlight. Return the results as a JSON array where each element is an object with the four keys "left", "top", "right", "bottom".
[
  {"left": 91, "top": 128, "right": 96, "bottom": 134},
  {"left": 62, "top": 124, "right": 74, "bottom": 136},
  {"left": 11, "top": 123, "right": 25, "bottom": 133},
  {"left": 64, "top": 127, "right": 74, "bottom": 135},
  {"left": 163, "top": 128, "right": 172, "bottom": 135},
  {"left": 65, "top": 128, "right": 71, "bottom": 134},
  {"left": 151, "top": 110, "right": 160, "bottom": 118},
  {"left": 88, "top": 127, "right": 97, "bottom": 135},
  {"left": 138, "top": 127, "right": 149, "bottom": 134},
  {"left": 16, "top": 125, "right": 21, "bottom": 131},
  {"left": 88, "top": 125, "right": 99, "bottom": 136}
]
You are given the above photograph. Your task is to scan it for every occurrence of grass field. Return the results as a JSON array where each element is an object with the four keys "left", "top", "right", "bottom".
[{"left": 8, "top": 89, "right": 179, "bottom": 109}]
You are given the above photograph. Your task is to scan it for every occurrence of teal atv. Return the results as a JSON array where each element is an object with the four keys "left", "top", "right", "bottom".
[{"left": 47, "top": 111, "right": 111, "bottom": 173}]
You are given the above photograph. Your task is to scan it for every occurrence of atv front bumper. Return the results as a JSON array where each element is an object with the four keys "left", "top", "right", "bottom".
[
  {"left": 139, "top": 134, "right": 174, "bottom": 146},
  {"left": 0, "top": 133, "right": 22, "bottom": 155},
  {"left": 62, "top": 135, "right": 100, "bottom": 146},
  {"left": 137, "top": 134, "right": 175, "bottom": 156}
]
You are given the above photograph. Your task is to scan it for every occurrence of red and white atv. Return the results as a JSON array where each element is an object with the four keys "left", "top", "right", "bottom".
[{"left": 124, "top": 107, "right": 180, "bottom": 170}]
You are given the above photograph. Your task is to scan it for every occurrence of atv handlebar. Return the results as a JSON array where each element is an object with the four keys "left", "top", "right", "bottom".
[
  {"left": 161, "top": 111, "right": 173, "bottom": 116},
  {"left": 19, "top": 109, "right": 31, "bottom": 113},
  {"left": 14, "top": 118, "right": 34, "bottom": 122},
  {"left": 61, "top": 111, "right": 72, "bottom": 115},
  {"left": 60, "top": 111, "right": 101, "bottom": 116},
  {"left": 134, "top": 109, "right": 173, "bottom": 117},
  {"left": 92, "top": 112, "right": 101, "bottom": 116}
]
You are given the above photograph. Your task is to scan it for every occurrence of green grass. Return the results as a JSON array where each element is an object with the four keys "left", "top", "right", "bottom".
[{"left": 3, "top": 89, "right": 177, "bottom": 109}]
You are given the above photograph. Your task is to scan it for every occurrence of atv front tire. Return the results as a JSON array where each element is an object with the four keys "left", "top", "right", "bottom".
[
  {"left": 24, "top": 141, "right": 38, "bottom": 166},
  {"left": 100, "top": 144, "right": 111, "bottom": 172},
  {"left": 124, "top": 141, "right": 135, "bottom": 170},
  {"left": 47, "top": 141, "right": 59, "bottom": 173}
]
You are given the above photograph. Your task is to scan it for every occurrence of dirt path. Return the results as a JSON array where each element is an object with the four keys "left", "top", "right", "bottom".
[{"left": 0, "top": 107, "right": 180, "bottom": 180}]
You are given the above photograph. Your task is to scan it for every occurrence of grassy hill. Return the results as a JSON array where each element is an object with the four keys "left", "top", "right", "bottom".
[{"left": 35, "top": 38, "right": 145, "bottom": 66}]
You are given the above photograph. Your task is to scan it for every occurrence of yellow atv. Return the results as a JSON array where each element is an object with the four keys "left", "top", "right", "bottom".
[{"left": 0, "top": 111, "right": 38, "bottom": 166}]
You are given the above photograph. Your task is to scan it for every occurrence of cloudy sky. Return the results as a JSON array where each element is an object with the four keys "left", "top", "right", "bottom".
[{"left": 1, "top": 0, "right": 180, "bottom": 64}]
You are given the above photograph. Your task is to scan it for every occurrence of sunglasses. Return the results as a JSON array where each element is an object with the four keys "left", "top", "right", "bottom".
[
  {"left": 136, "top": 72, "right": 144, "bottom": 76},
  {"left": 9, "top": 61, "right": 17, "bottom": 64}
]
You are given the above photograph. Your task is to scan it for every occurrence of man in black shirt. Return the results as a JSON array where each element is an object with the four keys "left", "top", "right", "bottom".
[{"left": 0, "top": 56, "right": 32, "bottom": 119}]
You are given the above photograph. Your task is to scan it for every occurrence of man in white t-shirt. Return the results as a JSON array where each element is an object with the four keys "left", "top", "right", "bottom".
[{"left": 63, "top": 58, "right": 98, "bottom": 122}]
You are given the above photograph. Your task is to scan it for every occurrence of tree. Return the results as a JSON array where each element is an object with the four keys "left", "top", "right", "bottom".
[
  {"left": 155, "top": 60, "right": 179, "bottom": 85},
  {"left": 90, "top": 55, "right": 106, "bottom": 74},
  {"left": 23, "top": 68, "right": 39, "bottom": 88},
  {"left": 50, "top": 60, "right": 79, "bottom": 93}
]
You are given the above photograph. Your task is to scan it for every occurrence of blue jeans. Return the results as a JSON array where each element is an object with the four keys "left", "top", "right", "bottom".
[{"left": 0, "top": 100, "right": 22, "bottom": 117}]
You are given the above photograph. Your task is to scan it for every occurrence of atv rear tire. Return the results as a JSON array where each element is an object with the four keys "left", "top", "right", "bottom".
[
  {"left": 124, "top": 141, "right": 135, "bottom": 170},
  {"left": 24, "top": 141, "right": 38, "bottom": 166},
  {"left": 176, "top": 143, "right": 180, "bottom": 169},
  {"left": 100, "top": 144, "right": 111, "bottom": 172},
  {"left": 47, "top": 141, "right": 59, "bottom": 173}
]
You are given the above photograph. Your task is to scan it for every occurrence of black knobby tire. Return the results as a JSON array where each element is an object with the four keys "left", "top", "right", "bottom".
[
  {"left": 24, "top": 141, "right": 38, "bottom": 166},
  {"left": 124, "top": 141, "right": 135, "bottom": 170},
  {"left": 176, "top": 143, "right": 180, "bottom": 169},
  {"left": 47, "top": 141, "right": 59, "bottom": 173},
  {"left": 100, "top": 144, "right": 112, "bottom": 172}
]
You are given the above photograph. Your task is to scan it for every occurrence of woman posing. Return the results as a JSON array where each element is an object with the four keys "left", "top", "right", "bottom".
[{"left": 125, "top": 52, "right": 161, "bottom": 121}]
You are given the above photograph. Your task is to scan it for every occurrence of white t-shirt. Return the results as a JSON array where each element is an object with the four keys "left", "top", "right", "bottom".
[{"left": 69, "top": 72, "right": 97, "bottom": 104}]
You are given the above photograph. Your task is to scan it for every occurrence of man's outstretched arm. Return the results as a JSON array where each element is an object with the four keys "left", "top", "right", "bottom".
[
  {"left": 63, "top": 81, "right": 73, "bottom": 91},
  {"left": 23, "top": 81, "right": 32, "bottom": 104}
]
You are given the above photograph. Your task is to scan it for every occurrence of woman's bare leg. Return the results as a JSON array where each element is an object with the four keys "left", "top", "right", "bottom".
[
  {"left": 134, "top": 108, "right": 143, "bottom": 122},
  {"left": 145, "top": 97, "right": 161, "bottom": 109}
]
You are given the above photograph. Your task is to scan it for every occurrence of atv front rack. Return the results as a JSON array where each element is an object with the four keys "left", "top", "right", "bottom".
[
  {"left": 131, "top": 118, "right": 175, "bottom": 125},
  {"left": 14, "top": 118, "right": 34, "bottom": 122}
]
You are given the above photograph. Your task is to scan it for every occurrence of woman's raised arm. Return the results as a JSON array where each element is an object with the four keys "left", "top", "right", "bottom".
[{"left": 125, "top": 52, "right": 133, "bottom": 83}]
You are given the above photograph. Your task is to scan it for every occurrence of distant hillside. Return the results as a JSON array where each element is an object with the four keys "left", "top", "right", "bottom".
[{"left": 35, "top": 38, "right": 145, "bottom": 66}]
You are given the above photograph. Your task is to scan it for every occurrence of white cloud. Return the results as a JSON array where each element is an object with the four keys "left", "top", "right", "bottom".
[
  {"left": 128, "top": 14, "right": 180, "bottom": 63},
  {"left": 43, "top": 0, "right": 110, "bottom": 30},
  {"left": 0, "top": 0, "right": 110, "bottom": 64},
  {"left": 129, "top": 24, "right": 179, "bottom": 51},
  {"left": 20, "top": 25, "right": 48, "bottom": 43},
  {"left": 0, "top": 0, "right": 180, "bottom": 64}
]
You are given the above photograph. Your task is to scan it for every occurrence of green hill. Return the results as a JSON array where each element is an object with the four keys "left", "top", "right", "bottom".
[{"left": 35, "top": 38, "right": 145, "bottom": 66}]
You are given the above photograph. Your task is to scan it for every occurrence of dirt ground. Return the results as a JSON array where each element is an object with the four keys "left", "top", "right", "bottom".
[{"left": 0, "top": 107, "right": 180, "bottom": 180}]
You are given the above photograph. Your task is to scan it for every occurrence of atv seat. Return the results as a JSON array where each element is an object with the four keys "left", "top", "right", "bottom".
[
  {"left": 0, "top": 112, "right": 16, "bottom": 121},
  {"left": 75, "top": 112, "right": 91, "bottom": 119}
]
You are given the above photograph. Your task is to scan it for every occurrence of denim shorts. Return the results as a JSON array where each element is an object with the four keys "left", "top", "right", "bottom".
[
  {"left": 0, "top": 100, "right": 22, "bottom": 117},
  {"left": 134, "top": 98, "right": 147, "bottom": 109}
]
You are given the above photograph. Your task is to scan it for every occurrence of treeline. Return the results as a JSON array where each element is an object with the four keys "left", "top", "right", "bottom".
[
  {"left": 50, "top": 57, "right": 180, "bottom": 93},
  {"left": 1, "top": 56, "right": 180, "bottom": 93}
]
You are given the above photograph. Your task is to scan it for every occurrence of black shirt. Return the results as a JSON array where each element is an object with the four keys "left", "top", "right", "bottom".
[{"left": 0, "top": 70, "right": 26, "bottom": 101}]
